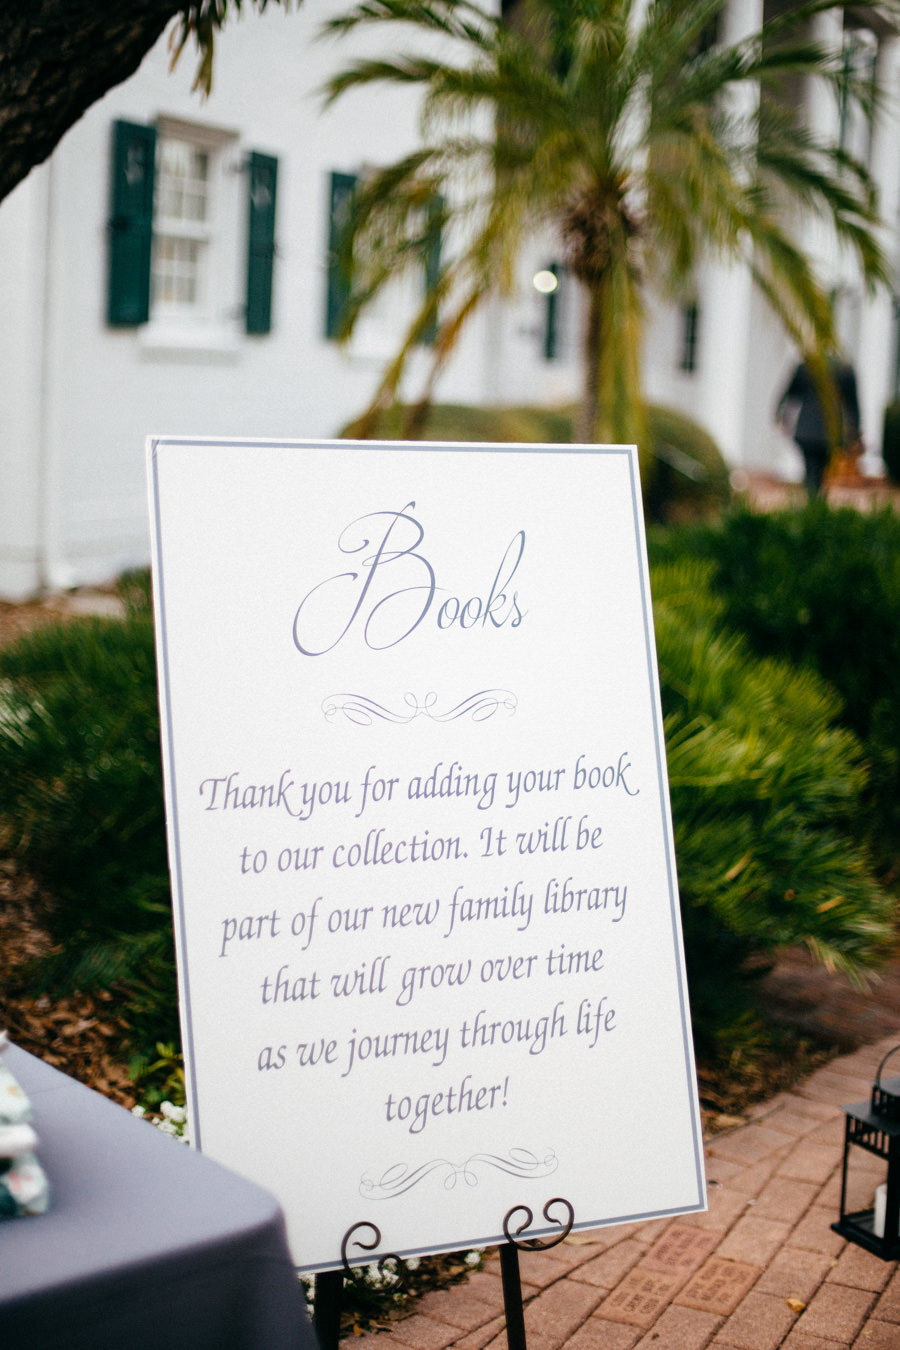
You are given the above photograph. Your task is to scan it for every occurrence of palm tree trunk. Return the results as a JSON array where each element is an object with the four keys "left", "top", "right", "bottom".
[
  {"left": 577, "top": 255, "right": 646, "bottom": 447},
  {"left": 576, "top": 281, "right": 603, "bottom": 443}
]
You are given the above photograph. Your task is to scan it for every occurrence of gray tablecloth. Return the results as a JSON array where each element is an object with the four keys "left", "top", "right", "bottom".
[{"left": 0, "top": 1045, "right": 317, "bottom": 1350}]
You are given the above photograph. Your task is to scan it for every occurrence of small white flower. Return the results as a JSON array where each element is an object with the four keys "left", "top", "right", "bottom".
[
  {"left": 131, "top": 1104, "right": 146, "bottom": 1118},
  {"left": 465, "top": 1251, "right": 482, "bottom": 1267},
  {"left": 160, "top": 1101, "right": 187, "bottom": 1124},
  {"left": 405, "top": 1256, "right": 420, "bottom": 1271}
]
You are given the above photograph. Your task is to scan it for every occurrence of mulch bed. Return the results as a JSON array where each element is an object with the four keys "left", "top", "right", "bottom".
[
  {"left": 0, "top": 862, "right": 137, "bottom": 1108},
  {"left": 0, "top": 599, "right": 70, "bottom": 643}
]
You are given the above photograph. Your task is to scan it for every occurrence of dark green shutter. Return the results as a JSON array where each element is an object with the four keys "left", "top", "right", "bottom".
[
  {"left": 544, "top": 263, "right": 560, "bottom": 361},
  {"left": 246, "top": 152, "right": 278, "bottom": 335},
  {"left": 679, "top": 301, "right": 699, "bottom": 372},
  {"left": 420, "top": 194, "right": 444, "bottom": 346},
  {"left": 326, "top": 171, "right": 357, "bottom": 339},
  {"left": 107, "top": 120, "right": 156, "bottom": 326}
]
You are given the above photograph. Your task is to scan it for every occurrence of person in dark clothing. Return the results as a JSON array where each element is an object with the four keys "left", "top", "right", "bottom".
[{"left": 776, "top": 356, "right": 861, "bottom": 498}]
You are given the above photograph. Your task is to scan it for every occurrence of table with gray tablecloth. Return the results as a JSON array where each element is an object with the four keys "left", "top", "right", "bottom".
[{"left": 0, "top": 1044, "right": 317, "bottom": 1350}]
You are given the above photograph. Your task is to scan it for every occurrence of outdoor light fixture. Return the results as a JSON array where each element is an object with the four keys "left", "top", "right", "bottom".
[
  {"left": 532, "top": 268, "right": 559, "bottom": 294},
  {"left": 832, "top": 1045, "right": 900, "bottom": 1259}
]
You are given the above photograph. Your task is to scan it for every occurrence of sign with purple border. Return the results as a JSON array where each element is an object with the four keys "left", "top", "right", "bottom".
[{"left": 147, "top": 437, "right": 706, "bottom": 1271}]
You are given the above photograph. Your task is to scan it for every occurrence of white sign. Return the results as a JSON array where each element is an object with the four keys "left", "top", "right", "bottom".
[{"left": 147, "top": 438, "right": 705, "bottom": 1272}]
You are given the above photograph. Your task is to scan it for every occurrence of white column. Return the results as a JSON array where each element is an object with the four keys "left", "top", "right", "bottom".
[
  {"left": 854, "top": 36, "right": 900, "bottom": 475},
  {"left": 802, "top": 8, "right": 845, "bottom": 273},
  {"left": 695, "top": 0, "right": 764, "bottom": 468}
]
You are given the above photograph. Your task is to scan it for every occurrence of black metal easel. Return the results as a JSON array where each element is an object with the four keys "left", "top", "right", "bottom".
[
  {"left": 498, "top": 1200, "right": 575, "bottom": 1350},
  {"left": 313, "top": 1200, "right": 574, "bottom": 1350}
]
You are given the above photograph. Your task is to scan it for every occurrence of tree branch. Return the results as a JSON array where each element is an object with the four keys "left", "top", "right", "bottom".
[{"left": 0, "top": 0, "right": 185, "bottom": 203}]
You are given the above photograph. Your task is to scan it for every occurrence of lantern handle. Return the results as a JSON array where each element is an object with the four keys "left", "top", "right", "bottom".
[{"left": 875, "top": 1044, "right": 900, "bottom": 1087}]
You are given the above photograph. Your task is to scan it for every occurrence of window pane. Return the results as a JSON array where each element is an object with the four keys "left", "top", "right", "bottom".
[
  {"left": 157, "top": 140, "right": 209, "bottom": 225},
  {"left": 152, "top": 236, "right": 203, "bottom": 308},
  {"left": 152, "top": 132, "right": 214, "bottom": 316}
]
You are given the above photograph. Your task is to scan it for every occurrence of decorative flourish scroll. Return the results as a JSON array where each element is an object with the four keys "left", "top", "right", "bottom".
[
  {"left": 360, "top": 1148, "right": 558, "bottom": 1200},
  {"left": 503, "top": 1197, "right": 575, "bottom": 1251},
  {"left": 323, "top": 690, "right": 517, "bottom": 727}
]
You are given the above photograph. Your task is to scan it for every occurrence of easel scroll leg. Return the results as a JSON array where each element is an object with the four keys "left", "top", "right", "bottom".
[
  {"left": 499, "top": 1242, "right": 528, "bottom": 1350},
  {"left": 313, "top": 1269, "right": 343, "bottom": 1350},
  {"left": 500, "top": 1198, "right": 575, "bottom": 1350},
  {"left": 314, "top": 1221, "right": 404, "bottom": 1350}
]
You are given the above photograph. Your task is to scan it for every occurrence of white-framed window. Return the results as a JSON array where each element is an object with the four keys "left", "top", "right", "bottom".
[
  {"left": 148, "top": 119, "right": 237, "bottom": 343},
  {"left": 152, "top": 135, "right": 214, "bottom": 317},
  {"left": 533, "top": 262, "right": 580, "bottom": 365},
  {"left": 324, "top": 168, "right": 443, "bottom": 358},
  {"left": 107, "top": 118, "right": 278, "bottom": 345}
]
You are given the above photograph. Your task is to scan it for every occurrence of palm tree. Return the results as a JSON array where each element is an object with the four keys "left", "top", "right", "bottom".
[{"left": 321, "top": 0, "right": 890, "bottom": 444}]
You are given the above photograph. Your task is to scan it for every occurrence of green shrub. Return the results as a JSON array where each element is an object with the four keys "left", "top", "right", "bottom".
[
  {"left": 0, "top": 573, "right": 176, "bottom": 1046},
  {"left": 348, "top": 401, "right": 575, "bottom": 447},
  {"left": 643, "top": 405, "right": 732, "bottom": 523},
  {"left": 341, "top": 401, "right": 731, "bottom": 522},
  {"left": 882, "top": 401, "right": 900, "bottom": 485},
  {"left": 649, "top": 502, "right": 900, "bottom": 874},
  {"left": 653, "top": 559, "right": 894, "bottom": 1053}
]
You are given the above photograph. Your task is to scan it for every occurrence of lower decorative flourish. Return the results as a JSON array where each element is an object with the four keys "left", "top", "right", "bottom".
[{"left": 360, "top": 1148, "right": 558, "bottom": 1199}]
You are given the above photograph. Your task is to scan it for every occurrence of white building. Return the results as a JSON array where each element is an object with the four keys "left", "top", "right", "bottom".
[{"left": 1, "top": 0, "right": 898, "bottom": 600}]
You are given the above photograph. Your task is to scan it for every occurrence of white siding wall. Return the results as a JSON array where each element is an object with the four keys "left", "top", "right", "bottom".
[{"left": 0, "top": 169, "right": 55, "bottom": 596}]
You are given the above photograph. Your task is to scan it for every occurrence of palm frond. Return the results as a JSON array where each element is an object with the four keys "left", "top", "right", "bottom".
[
  {"left": 324, "top": 0, "right": 891, "bottom": 451},
  {"left": 320, "top": 0, "right": 497, "bottom": 48},
  {"left": 321, "top": 54, "right": 460, "bottom": 106}
]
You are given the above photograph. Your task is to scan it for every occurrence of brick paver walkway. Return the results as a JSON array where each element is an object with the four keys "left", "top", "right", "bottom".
[{"left": 351, "top": 1036, "right": 900, "bottom": 1350}]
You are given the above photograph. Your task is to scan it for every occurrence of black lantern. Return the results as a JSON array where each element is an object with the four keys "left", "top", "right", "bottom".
[{"left": 832, "top": 1045, "right": 900, "bottom": 1260}]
